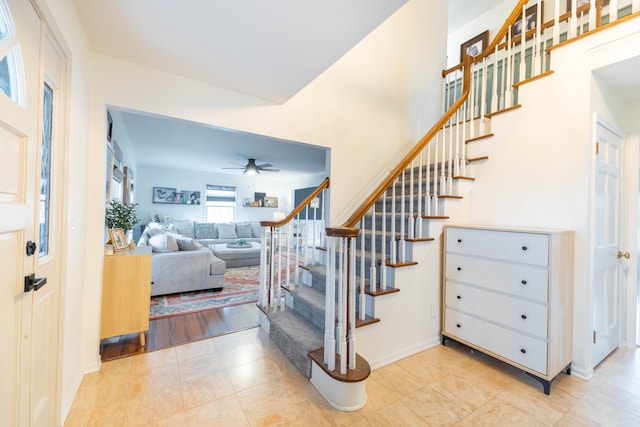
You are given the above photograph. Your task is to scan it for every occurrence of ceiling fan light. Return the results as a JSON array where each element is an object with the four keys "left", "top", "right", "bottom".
[{"left": 244, "top": 166, "right": 258, "bottom": 175}]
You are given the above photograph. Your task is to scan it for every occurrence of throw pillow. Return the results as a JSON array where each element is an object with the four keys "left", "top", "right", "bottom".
[
  {"left": 236, "top": 222, "right": 253, "bottom": 238},
  {"left": 148, "top": 234, "right": 179, "bottom": 253},
  {"left": 251, "top": 222, "right": 262, "bottom": 238},
  {"left": 172, "top": 220, "right": 195, "bottom": 238},
  {"left": 194, "top": 222, "right": 217, "bottom": 239},
  {"left": 176, "top": 237, "right": 196, "bottom": 251},
  {"left": 216, "top": 223, "right": 238, "bottom": 240},
  {"left": 146, "top": 227, "right": 166, "bottom": 239}
]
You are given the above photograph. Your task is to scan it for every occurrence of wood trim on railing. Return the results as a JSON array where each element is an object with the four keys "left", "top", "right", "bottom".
[
  {"left": 260, "top": 177, "right": 329, "bottom": 228},
  {"left": 546, "top": 10, "right": 640, "bottom": 53},
  {"left": 442, "top": 0, "right": 617, "bottom": 78},
  {"left": 331, "top": 0, "right": 530, "bottom": 233}
]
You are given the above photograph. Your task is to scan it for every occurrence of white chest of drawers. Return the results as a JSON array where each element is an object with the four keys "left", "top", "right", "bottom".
[{"left": 441, "top": 225, "right": 574, "bottom": 394}]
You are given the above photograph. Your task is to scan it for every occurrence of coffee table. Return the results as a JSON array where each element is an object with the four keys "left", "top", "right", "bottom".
[{"left": 209, "top": 242, "right": 261, "bottom": 268}]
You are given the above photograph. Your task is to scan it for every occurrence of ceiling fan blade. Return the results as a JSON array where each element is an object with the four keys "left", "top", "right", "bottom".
[
  {"left": 261, "top": 168, "right": 280, "bottom": 172},
  {"left": 222, "top": 167, "right": 244, "bottom": 169},
  {"left": 256, "top": 163, "right": 273, "bottom": 169}
]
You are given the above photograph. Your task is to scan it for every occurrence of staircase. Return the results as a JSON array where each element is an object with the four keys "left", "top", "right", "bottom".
[{"left": 259, "top": 0, "right": 640, "bottom": 411}]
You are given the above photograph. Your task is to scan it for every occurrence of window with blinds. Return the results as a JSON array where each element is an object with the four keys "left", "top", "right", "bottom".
[{"left": 206, "top": 185, "right": 236, "bottom": 223}]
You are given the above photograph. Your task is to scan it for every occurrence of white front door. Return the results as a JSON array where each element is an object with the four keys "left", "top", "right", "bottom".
[
  {"left": 592, "top": 117, "right": 624, "bottom": 367},
  {"left": 0, "top": 0, "right": 64, "bottom": 425}
]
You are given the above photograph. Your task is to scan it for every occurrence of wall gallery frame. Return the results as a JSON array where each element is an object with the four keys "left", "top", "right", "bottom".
[{"left": 460, "top": 30, "right": 489, "bottom": 62}]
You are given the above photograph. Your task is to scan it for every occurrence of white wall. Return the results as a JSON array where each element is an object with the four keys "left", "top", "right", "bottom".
[
  {"left": 136, "top": 164, "right": 325, "bottom": 227},
  {"left": 77, "top": 0, "right": 449, "bottom": 380}
]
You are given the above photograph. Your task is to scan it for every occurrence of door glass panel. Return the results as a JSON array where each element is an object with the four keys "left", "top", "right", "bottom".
[{"left": 39, "top": 83, "right": 53, "bottom": 257}]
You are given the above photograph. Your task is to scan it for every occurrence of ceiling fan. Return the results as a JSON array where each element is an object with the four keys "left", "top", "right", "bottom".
[{"left": 223, "top": 158, "right": 280, "bottom": 175}]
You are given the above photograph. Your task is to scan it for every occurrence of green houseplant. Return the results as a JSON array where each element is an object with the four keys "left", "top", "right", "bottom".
[{"left": 105, "top": 200, "right": 140, "bottom": 232}]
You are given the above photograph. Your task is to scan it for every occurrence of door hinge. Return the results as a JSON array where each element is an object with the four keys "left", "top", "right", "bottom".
[
  {"left": 595, "top": 142, "right": 599, "bottom": 155},
  {"left": 593, "top": 330, "right": 596, "bottom": 343}
]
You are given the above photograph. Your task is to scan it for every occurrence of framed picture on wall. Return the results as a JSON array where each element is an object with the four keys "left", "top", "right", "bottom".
[
  {"left": 153, "top": 186, "right": 177, "bottom": 203},
  {"left": 264, "top": 196, "right": 278, "bottom": 208},
  {"left": 512, "top": 3, "right": 544, "bottom": 38},
  {"left": 460, "top": 30, "right": 489, "bottom": 62}
]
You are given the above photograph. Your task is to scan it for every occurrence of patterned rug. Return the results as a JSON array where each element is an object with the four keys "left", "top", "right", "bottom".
[{"left": 149, "top": 265, "right": 260, "bottom": 320}]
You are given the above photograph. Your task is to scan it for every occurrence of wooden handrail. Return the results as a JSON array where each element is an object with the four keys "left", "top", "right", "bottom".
[
  {"left": 260, "top": 177, "right": 330, "bottom": 228},
  {"left": 331, "top": 0, "right": 529, "bottom": 232},
  {"left": 442, "top": 0, "right": 606, "bottom": 78}
]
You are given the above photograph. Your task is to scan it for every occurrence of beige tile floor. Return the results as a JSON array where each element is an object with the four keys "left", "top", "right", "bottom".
[{"left": 65, "top": 327, "right": 640, "bottom": 426}]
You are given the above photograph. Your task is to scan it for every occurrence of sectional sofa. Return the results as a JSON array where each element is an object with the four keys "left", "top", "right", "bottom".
[{"left": 137, "top": 220, "right": 266, "bottom": 295}]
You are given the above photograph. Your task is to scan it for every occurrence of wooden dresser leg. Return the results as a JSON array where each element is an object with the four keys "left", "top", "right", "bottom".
[{"left": 140, "top": 331, "right": 146, "bottom": 347}]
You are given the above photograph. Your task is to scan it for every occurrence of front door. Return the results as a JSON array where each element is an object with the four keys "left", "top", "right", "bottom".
[
  {"left": 592, "top": 117, "right": 624, "bottom": 367},
  {"left": 0, "top": 0, "right": 64, "bottom": 425}
]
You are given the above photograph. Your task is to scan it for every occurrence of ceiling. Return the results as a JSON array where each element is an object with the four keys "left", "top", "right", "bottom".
[
  {"left": 73, "top": 0, "right": 407, "bottom": 104},
  {"left": 73, "top": 0, "right": 407, "bottom": 177},
  {"left": 111, "top": 108, "right": 328, "bottom": 178}
]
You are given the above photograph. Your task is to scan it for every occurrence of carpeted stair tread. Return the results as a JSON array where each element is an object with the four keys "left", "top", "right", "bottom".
[
  {"left": 269, "top": 309, "right": 324, "bottom": 378},
  {"left": 291, "top": 285, "right": 326, "bottom": 331}
]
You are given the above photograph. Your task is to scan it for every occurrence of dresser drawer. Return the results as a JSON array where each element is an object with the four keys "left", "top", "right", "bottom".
[
  {"left": 446, "top": 227, "right": 549, "bottom": 266},
  {"left": 445, "top": 253, "right": 549, "bottom": 302},
  {"left": 445, "top": 281, "right": 548, "bottom": 339},
  {"left": 444, "top": 309, "right": 547, "bottom": 375}
]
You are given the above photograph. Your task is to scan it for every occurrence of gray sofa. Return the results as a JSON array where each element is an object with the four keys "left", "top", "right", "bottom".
[{"left": 137, "top": 226, "right": 226, "bottom": 296}]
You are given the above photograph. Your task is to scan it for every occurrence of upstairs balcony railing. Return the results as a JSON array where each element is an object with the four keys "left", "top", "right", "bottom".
[{"left": 322, "top": 0, "right": 639, "bottom": 376}]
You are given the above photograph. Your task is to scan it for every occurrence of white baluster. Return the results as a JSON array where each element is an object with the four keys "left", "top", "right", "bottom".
[
  {"left": 634, "top": 0, "right": 640, "bottom": 14},
  {"left": 358, "top": 220, "right": 365, "bottom": 322},
  {"left": 325, "top": 237, "right": 336, "bottom": 370},
  {"left": 370, "top": 204, "right": 376, "bottom": 292},
  {"left": 479, "top": 57, "right": 488, "bottom": 136},
  {"left": 391, "top": 177, "right": 397, "bottom": 263},
  {"left": 533, "top": 2, "right": 541, "bottom": 77},
  {"left": 400, "top": 167, "right": 406, "bottom": 263},
  {"left": 491, "top": 45, "right": 499, "bottom": 113},
  {"left": 519, "top": 4, "right": 526, "bottom": 81},
  {"left": 409, "top": 162, "right": 414, "bottom": 239},
  {"left": 505, "top": 27, "right": 513, "bottom": 108},
  {"left": 381, "top": 191, "right": 387, "bottom": 291},
  {"left": 340, "top": 239, "right": 348, "bottom": 375},
  {"left": 259, "top": 226, "right": 268, "bottom": 307},
  {"left": 461, "top": 100, "right": 467, "bottom": 177},
  {"left": 417, "top": 151, "right": 423, "bottom": 236},
  {"left": 349, "top": 236, "right": 357, "bottom": 370},
  {"left": 425, "top": 142, "right": 431, "bottom": 217},
  {"left": 610, "top": 0, "right": 618, "bottom": 22},
  {"left": 553, "top": 0, "right": 561, "bottom": 45}
]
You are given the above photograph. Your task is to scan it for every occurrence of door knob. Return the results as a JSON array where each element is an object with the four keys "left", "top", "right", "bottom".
[{"left": 617, "top": 251, "right": 630, "bottom": 259}]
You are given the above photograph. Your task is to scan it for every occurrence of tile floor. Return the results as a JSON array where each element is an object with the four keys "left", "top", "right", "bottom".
[{"left": 64, "top": 327, "right": 640, "bottom": 426}]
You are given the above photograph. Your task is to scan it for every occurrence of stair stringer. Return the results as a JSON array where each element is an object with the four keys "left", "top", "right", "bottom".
[{"left": 352, "top": 174, "right": 476, "bottom": 369}]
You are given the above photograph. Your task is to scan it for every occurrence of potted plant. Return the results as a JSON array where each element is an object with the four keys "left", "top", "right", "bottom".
[{"left": 105, "top": 200, "right": 140, "bottom": 234}]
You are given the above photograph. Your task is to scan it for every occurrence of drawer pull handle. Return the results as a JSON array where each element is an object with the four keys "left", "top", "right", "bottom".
[
  {"left": 522, "top": 246, "right": 528, "bottom": 251},
  {"left": 457, "top": 295, "right": 461, "bottom": 300},
  {"left": 457, "top": 267, "right": 462, "bottom": 271},
  {"left": 521, "top": 280, "right": 527, "bottom": 285},
  {"left": 520, "top": 348, "right": 526, "bottom": 354},
  {"left": 457, "top": 239, "right": 462, "bottom": 243},
  {"left": 521, "top": 314, "right": 527, "bottom": 319},
  {"left": 456, "top": 323, "right": 461, "bottom": 328}
]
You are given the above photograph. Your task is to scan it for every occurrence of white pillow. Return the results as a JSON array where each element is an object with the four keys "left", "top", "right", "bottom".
[
  {"left": 216, "top": 223, "right": 238, "bottom": 240},
  {"left": 148, "top": 234, "right": 179, "bottom": 253}
]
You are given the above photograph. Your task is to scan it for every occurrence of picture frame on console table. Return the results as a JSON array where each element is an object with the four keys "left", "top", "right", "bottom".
[{"left": 108, "top": 228, "right": 127, "bottom": 252}]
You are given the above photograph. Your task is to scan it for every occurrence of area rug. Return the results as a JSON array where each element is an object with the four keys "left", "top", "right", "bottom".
[{"left": 149, "top": 265, "right": 261, "bottom": 320}]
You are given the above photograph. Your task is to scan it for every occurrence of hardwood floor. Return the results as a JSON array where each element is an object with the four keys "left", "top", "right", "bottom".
[{"left": 99, "top": 303, "right": 260, "bottom": 361}]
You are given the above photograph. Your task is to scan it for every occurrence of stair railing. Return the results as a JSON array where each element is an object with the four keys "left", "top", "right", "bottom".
[
  {"left": 258, "top": 177, "right": 330, "bottom": 309},
  {"left": 443, "top": 0, "right": 639, "bottom": 118},
  {"left": 321, "top": 0, "right": 533, "bottom": 375},
  {"left": 320, "top": 0, "right": 639, "bottom": 376}
]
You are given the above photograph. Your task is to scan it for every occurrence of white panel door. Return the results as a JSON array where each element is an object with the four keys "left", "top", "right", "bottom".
[
  {"left": 593, "top": 118, "right": 624, "bottom": 367},
  {"left": 0, "top": 0, "right": 62, "bottom": 425}
]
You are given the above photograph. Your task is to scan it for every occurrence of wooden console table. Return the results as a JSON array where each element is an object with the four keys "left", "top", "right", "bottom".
[{"left": 100, "top": 246, "right": 152, "bottom": 346}]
